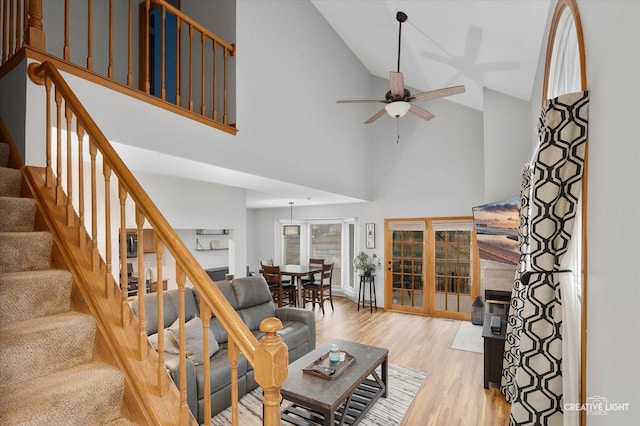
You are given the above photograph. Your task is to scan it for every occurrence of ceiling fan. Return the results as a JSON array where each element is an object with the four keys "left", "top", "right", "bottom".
[{"left": 337, "top": 11, "right": 466, "bottom": 124}]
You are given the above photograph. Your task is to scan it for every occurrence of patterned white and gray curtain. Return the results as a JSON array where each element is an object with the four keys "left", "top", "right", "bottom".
[
  {"left": 504, "top": 91, "right": 589, "bottom": 426},
  {"left": 500, "top": 164, "right": 532, "bottom": 402}
]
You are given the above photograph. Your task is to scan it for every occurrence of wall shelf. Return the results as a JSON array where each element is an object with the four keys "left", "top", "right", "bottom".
[{"left": 196, "top": 229, "right": 228, "bottom": 235}]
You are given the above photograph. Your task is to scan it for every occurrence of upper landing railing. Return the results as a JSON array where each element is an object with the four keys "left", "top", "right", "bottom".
[{"left": 1, "top": 0, "right": 236, "bottom": 134}]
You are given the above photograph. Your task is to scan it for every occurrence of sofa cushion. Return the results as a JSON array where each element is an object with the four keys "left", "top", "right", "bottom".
[
  {"left": 148, "top": 329, "right": 180, "bottom": 355},
  {"left": 169, "top": 317, "right": 219, "bottom": 366},
  {"left": 231, "top": 276, "right": 274, "bottom": 309},
  {"left": 130, "top": 288, "right": 199, "bottom": 335}
]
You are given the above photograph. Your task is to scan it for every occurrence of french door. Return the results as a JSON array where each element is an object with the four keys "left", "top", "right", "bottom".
[{"left": 384, "top": 218, "right": 479, "bottom": 320}]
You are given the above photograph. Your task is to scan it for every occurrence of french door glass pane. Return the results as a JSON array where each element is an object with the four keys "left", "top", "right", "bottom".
[
  {"left": 390, "top": 230, "right": 424, "bottom": 308},
  {"left": 433, "top": 230, "right": 471, "bottom": 313}
]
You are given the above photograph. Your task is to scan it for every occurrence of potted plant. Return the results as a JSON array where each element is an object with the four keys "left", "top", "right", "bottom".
[{"left": 353, "top": 251, "right": 381, "bottom": 276}]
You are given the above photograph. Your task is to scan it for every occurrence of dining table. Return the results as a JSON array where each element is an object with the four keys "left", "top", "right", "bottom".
[{"left": 280, "top": 264, "right": 323, "bottom": 308}]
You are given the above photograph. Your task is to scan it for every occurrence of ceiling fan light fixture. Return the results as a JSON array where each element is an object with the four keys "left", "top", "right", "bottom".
[{"left": 385, "top": 101, "right": 411, "bottom": 118}]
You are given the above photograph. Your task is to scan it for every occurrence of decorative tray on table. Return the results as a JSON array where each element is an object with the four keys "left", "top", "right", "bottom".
[{"left": 302, "top": 351, "right": 355, "bottom": 380}]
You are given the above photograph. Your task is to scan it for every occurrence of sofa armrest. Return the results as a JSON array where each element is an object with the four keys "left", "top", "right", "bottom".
[
  {"left": 164, "top": 352, "right": 198, "bottom": 419},
  {"left": 275, "top": 307, "right": 316, "bottom": 350}
]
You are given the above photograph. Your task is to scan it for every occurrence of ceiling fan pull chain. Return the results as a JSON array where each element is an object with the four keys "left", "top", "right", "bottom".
[{"left": 396, "top": 117, "right": 400, "bottom": 144}]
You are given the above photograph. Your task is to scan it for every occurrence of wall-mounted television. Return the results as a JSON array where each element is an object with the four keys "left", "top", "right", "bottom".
[{"left": 472, "top": 197, "right": 520, "bottom": 265}]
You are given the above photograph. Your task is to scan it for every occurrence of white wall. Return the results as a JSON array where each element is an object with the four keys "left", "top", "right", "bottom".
[
  {"left": 577, "top": 1, "right": 640, "bottom": 423},
  {"left": 482, "top": 88, "right": 532, "bottom": 201}
]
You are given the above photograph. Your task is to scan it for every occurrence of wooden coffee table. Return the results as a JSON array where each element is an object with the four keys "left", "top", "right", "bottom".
[{"left": 280, "top": 339, "right": 388, "bottom": 426}]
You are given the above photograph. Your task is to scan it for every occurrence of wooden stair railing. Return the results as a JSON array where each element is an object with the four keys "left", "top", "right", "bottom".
[
  {"left": 27, "top": 60, "right": 287, "bottom": 426},
  {"left": 1, "top": 0, "right": 236, "bottom": 134}
]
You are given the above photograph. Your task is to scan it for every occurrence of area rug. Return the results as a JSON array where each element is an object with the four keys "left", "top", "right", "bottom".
[
  {"left": 211, "top": 364, "right": 427, "bottom": 425},
  {"left": 450, "top": 321, "right": 484, "bottom": 353}
]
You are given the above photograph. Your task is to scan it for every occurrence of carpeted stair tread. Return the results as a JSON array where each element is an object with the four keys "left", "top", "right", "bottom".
[
  {"left": 0, "top": 311, "right": 97, "bottom": 388},
  {"left": 0, "top": 166, "right": 22, "bottom": 197},
  {"left": 0, "top": 360, "right": 126, "bottom": 426},
  {"left": 0, "top": 195, "right": 36, "bottom": 232},
  {"left": 0, "top": 231, "right": 53, "bottom": 273},
  {"left": 0, "top": 269, "right": 72, "bottom": 327},
  {"left": 0, "top": 143, "right": 9, "bottom": 167}
]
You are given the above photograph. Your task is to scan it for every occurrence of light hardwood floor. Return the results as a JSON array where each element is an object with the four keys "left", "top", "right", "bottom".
[{"left": 309, "top": 297, "right": 511, "bottom": 425}]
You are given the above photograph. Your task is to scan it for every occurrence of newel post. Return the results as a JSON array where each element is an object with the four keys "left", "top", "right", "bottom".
[
  {"left": 255, "top": 317, "right": 288, "bottom": 425},
  {"left": 26, "top": 0, "right": 46, "bottom": 50}
]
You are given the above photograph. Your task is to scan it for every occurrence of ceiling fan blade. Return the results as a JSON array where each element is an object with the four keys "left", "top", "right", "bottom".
[
  {"left": 364, "top": 109, "right": 387, "bottom": 124},
  {"left": 336, "top": 99, "right": 386, "bottom": 104},
  {"left": 413, "top": 85, "right": 466, "bottom": 102},
  {"left": 390, "top": 71, "right": 405, "bottom": 98},
  {"left": 408, "top": 104, "right": 435, "bottom": 121}
]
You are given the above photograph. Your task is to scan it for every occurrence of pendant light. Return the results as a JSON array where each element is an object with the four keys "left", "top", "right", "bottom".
[{"left": 283, "top": 201, "right": 300, "bottom": 236}]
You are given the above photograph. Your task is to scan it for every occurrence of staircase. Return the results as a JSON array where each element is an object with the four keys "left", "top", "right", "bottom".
[{"left": 0, "top": 142, "right": 137, "bottom": 425}]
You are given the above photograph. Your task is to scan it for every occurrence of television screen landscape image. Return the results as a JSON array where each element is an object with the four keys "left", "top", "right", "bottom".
[{"left": 472, "top": 197, "right": 520, "bottom": 265}]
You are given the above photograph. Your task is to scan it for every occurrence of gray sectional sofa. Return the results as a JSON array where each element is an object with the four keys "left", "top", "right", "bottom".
[{"left": 130, "top": 275, "right": 315, "bottom": 423}]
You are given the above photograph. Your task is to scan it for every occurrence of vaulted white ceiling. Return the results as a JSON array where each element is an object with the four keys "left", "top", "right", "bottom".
[{"left": 311, "top": 0, "right": 552, "bottom": 111}]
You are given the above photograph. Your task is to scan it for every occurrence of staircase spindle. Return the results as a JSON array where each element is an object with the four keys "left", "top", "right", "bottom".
[
  {"left": 144, "top": 0, "right": 150, "bottom": 93},
  {"left": 89, "top": 140, "right": 99, "bottom": 272},
  {"left": 201, "top": 303, "right": 212, "bottom": 425},
  {"left": 136, "top": 208, "right": 147, "bottom": 358},
  {"left": 175, "top": 15, "right": 181, "bottom": 105},
  {"left": 15, "top": 0, "right": 21, "bottom": 51},
  {"left": 76, "top": 123, "right": 86, "bottom": 248},
  {"left": 223, "top": 48, "right": 228, "bottom": 125},
  {"left": 87, "top": 0, "right": 93, "bottom": 70},
  {"left": 155, "top": 236, "right": 167, "bottom": 394},
  {"left": 64, "top": 103, "right": 74, "bottom": 225},
  {"left": 2, "top": 1, "right": 7, "bottom": 62},
  {"left": 103, "top": 162, "right": 113, "bottom": 297},
  {"left": 188, "top": 24, "right": 193, "bottom": 111},
  {"left": 228, "top": 339, "right": 240, "bottom": 426},
  {"left": 63, "top": 0, "right": 69, "bottom": 60},
  {"left": 212, "top": 41, "right": 216, "bottom": 121},
  {"left": 118, "top": 185, "right": 128, "bottom": 327},
  {"left": 161, "top": 6, "right": 166, "bottom": 100},
  {"left": 44, "top": 76, "right": 53, "bottom": 187},
  {"left": 127, "top": 0, "right": 132, "bottom": 87},
  {"left": 54, "top": 88, "right": 63, "bottom": 204},
  {"left": 175, "top": 266, "right": 191, "bottom": 424},
  {"left": 108, "top": 0, "right": 113, "bottom": 78},
  {"left": 8, "top": 0, "right": 14, "bottom": 56},
  {"left": 200, "top": 31, "right": 205, "bottom": 115}
]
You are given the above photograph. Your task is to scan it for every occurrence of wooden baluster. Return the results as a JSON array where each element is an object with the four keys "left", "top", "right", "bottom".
[
  {"left": 175, "top": 15, "right": 180, "bottom": 105},
  {"left": 127, "top": 0, "right": 132, "bottom": 87},
  {"left": 44, "top": 76, "right": 53, "bottom": 187},
  {"left": 16, "top": 0, "right": 21, "bottom": 50},
  {"left": 26, "top": 0, "right": 45, "bottom": 50},
  {"left": 212, "top": 41, "right": 217, "bottom": 121},
  {"left": 103, "top": 161, "right": 112, "bottom": 297},
  {"left": 144, "top": 0, "right": 150, "bottom": 93},
  {"left": 3, "top": 0, "right": 8, "bottom": 62},
  {"left": 223, "top": 47, "right": 228, "bottom": 125},
  {"left": 87, "top": 0, "right": 93, "bottom": 70},
  {"left": 55, "top": 88, "right": 63, "bottom": 204},
  {"left": 228, "top": 339, "right": 240, "bottom": 426},
  {"left": 76, "top": 123, "right": 86, "bottom": 248},
  {"left": 9, "top": 0, "right": 14, "bottom": 56},
  {"left": 89, "top": 139, "right": 99, "bottom": 272},
  {"left": 255, "top": 318, "right": 287, "bottom": 426},
  {"left": 155, "top": 236, "right": 167, "bottom": 394},
  {"left": 175, "top": 266, "right": 191, "bottom": 424},
  {"left": 201, "top": 303, "right": 212, "bottom": 425},
  {"left": 136, "top": 207, "right": 147, "bottom": 358},
  {"left": 200, "top": 32, "right": 205, "bottom": 115},
  {"left": 118, "top": 185, "right": 128, "bottom": 327},
  {"left": 65, "top": 103, "right": 74, "bottom": 225},
  {"left": 63, "top": 0, "right": 69, "bottom": 60},
  {"left": 161, "top": 6, "right": 166, "bottom": 100},
  {"left": 188, "top": 24, "right": 193, "bottom": 111},
  {"left": 108, "top": 0, "right": 113, "bottom": 78},
  {"left": 23, "top": 0, "right": 28, "bottom": 48}
]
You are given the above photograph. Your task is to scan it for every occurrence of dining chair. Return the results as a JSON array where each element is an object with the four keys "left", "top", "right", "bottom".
[
  {"left": 303, "top": 262, "right": 334, "bottom": 315},
  {"left": 261, "top": 264, "right": 296, "bottom": 307},
  {"left": 261, "top": 260, "right": 290, "bottom": 284},
  {"left": 302, "top": 258, "right": 325, "bottom": 285}
]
